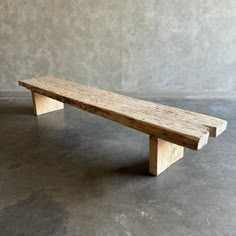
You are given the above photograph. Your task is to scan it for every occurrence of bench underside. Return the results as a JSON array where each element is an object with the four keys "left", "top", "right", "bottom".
[{"left": 19, "top": 77, "right": 227, "bottom": 176}]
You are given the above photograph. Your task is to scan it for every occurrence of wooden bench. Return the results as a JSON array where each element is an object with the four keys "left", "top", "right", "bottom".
[{"left": 19, "top": 76, "right": 227, "bottom": 176}]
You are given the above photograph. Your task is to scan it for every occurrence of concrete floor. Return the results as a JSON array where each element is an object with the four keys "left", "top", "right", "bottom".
[{"left": 0, "top": 95, "right": 235, "bottom": 236}]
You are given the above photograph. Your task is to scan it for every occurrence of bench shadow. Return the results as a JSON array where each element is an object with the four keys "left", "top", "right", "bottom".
[
  {"left": 114, "top": 161, "right": 150, "bottom": 177},
  {"left": 0, "top": 104, "right": 150, "bottom": 208}
]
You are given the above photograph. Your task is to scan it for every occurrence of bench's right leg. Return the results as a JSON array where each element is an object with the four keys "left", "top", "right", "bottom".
[
  {"left": 149, "top": 135, "right": 184, "bottom": 176},
  {"left": 31, "top": 91, "right": 64, "bottom": 115}
]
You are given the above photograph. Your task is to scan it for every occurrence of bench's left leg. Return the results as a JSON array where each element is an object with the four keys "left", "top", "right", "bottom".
[
  {"left": 31, "top": 91, "right": 64, "bottom": 115},
  {"left": 149, "top": 135, "right": 184, "bottom": 176}
]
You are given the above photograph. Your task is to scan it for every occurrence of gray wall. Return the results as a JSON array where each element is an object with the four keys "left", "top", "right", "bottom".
[{"left": 0, "top": 0, "right": 236, "bottom": 93}]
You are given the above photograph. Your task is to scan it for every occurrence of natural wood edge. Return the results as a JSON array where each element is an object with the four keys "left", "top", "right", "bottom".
[
  {"left": 204, "top": 120, "right": 227, "bottom": 138},
  {"left": 149, "top": 136, "right": 184, "bottom": 176}
]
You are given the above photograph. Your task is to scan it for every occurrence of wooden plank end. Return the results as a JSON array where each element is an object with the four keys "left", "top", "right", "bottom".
[
  {"left": 196, "top": 131, "right": 210, "bottom": 150},
  {"left": 215, "top": 120, "right": 228, "bottom": 137}
]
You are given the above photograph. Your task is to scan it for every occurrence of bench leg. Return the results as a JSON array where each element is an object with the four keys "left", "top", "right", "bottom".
[
  {"left": 149, "top": 135, "right": 184, "bottom": 176},
  {"left": 31, "top": 91, "right": 64, "bottom": 115}
]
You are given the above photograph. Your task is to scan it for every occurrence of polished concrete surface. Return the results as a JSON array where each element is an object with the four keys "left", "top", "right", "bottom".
[{"left": 0, "top": 96, "right": 235, "bottom": 236}]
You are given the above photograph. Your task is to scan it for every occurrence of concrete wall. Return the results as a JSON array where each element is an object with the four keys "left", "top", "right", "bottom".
[{"left": 0, "top": 0, "right": 236, "bottom": 93}]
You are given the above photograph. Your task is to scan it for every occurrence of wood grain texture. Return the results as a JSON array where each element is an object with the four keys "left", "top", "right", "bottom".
[
  {"left": 19, "top": 76, "right": 227, "bottom": 150},
  {"left": 32, "top": 92, "right": 64, "bottom": 115},
  {"left": 149, "top": 136, "right": 184, "bottom": 176}
]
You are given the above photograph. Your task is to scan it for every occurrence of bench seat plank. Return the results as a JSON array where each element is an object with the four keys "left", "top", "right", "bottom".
[{"left": 19, "top": 76, "right": 227, "bottom": 150}]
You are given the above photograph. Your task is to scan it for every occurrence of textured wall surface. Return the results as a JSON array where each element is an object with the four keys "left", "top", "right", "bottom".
[{"left": 0, "top": 0, "right": 236, "bottom": 92}]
